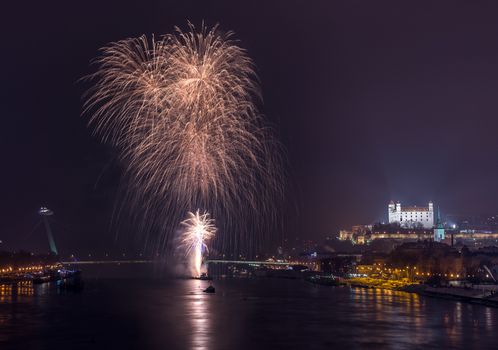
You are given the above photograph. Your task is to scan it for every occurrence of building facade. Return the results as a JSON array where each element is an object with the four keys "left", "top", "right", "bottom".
[{"left": 388, "top": 201, "right": 434, "bottom": 229}]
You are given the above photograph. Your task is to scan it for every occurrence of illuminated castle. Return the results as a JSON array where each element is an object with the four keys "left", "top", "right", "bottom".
[{"left": 388, "top": 201, "right": 434, "bottom": 229}]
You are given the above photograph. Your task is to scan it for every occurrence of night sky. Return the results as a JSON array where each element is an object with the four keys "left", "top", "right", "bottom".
[{"left": 2, "top": 0, "right": 498, "bottom": 254}]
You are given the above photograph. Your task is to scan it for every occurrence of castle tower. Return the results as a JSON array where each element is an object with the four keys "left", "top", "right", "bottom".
[
  {"left": 428, "top": 201, "right": 434, "bottom": 227},
  {"left": 388, "top": 201, "right": 395, "bottom": 222},
  {"left": 433, "top": 207, "right": 445, "bottom": 242}
]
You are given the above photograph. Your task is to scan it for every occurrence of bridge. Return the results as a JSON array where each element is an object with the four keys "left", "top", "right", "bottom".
[
  {"left": 61, "top": 255, "right": 361, "bottom": 266},
  {"left": 60, "top": 259, "right": 313, "bottom": 267},
  {"left": 205, "top": 259, "right": 310, "bottom": 266},
  {"left": 61, "top": 259, "right": 305, "bottom": 266},
  {"left": 61, "top": 260, "right": 153, "bottom": 265}
]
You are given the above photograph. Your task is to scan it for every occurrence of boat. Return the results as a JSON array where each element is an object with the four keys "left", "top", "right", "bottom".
[
  {"left": 194, "top": 273, "right": 213, "bottom": 281},
  {"left": 59, "top": 269, "right": 81, "bottom": 279},
  {"left": 306, "top": 275, "right": 342, "bottom": 286},
  {"left": 32, "top": 269, "right": 81, "bottom": 285},
  {"left": 203, "top": 285, "right": 215, "bottom": 293}
]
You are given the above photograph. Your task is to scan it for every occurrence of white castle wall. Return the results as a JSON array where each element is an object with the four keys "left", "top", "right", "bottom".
[{"left": 388, "top": 202, "right": 434, "bottom": 229}]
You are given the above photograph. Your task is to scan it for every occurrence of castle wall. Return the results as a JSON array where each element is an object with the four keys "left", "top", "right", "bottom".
[{"left": 388, "top": 202, "right": 434, "bottom": 229}]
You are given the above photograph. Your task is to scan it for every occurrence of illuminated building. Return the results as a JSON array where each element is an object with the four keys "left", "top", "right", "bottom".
[{"left": 388, "top": 201, "right": 434, "bottom": 229}]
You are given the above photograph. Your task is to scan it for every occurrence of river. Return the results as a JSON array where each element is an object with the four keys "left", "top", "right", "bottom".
[{"left": 0, "top": 266, "right": 497, "bottom": 349}]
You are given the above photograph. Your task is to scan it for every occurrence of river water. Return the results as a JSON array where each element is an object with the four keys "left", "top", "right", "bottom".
[{"left": 1, "top": 267, "right": 497, "bottom": 349}]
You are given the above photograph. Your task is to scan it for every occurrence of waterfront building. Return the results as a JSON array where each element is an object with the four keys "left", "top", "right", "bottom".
[
  {"left": 388, "top": 201, "right": 434, "bottom": 229},
  {"left": 338, "top": 225, "right": 372, "bottom": 244},
  {"left": 339, "top": 230, "right": 353, "bottom": 241}
]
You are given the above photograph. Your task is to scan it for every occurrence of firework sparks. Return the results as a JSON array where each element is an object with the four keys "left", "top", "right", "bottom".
[
  {"left": 84, "top": 23, "right": 284, "bottom": 255},
  {"left": 179, "top": 210, "right": 216, "bottom": 277}
]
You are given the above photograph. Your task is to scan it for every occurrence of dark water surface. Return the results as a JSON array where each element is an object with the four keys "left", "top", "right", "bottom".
[{"left": 1, "top": 268, "right": 498, "bottom": 349}]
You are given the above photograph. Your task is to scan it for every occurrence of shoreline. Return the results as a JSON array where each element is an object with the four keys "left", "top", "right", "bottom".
[
  {"left": 346, "top": 277, "right": 498, "bottom": 307},
  {"left": 402, "top": 284, "right": 498, "bottom": 308}
]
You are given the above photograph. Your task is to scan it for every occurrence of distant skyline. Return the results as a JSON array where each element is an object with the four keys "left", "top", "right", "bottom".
[{"left": 2, "top": 0, "right": 498, "bottom": 254}]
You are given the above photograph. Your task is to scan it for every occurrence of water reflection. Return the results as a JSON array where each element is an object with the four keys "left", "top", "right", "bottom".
[
  {"left": 351, "top": 287, "right": 437, "bottom": 347},
  {"left": 485, "top": 306, "right": 493, "bottom": 331},
  {"left": 2, "top": 278, "right": 498, "bottom": 349},
  {"left": 349, "top": 286, "right": 498, "bottom": 349},
  {"left": 187, "top": 281, "right": 212, "bottom": 350},
  {"left": 0, "top": 282, "right": 34, "bottom": 302}
]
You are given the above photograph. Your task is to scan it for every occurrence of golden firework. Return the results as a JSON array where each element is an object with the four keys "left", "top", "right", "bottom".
[{"left": 84, "top": 23, "right": 284, "bottom": 254}]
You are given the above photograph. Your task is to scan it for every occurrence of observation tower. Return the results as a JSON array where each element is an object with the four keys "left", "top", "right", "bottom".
[{"left": 38, "top": 207, "right": 58, "bottom": 255}]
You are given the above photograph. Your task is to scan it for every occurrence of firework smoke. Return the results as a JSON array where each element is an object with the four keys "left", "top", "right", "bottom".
[
  {"left": 84, "top": 23, "right": 283, "bottom": 256},
  {"left": 179, "top": 210, "right": 216, "bottom": 277}
]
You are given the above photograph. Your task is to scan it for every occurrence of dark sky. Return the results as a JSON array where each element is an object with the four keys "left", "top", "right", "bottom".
[{"left": 2, "top": 0, "right": 498, "bottom": 254}]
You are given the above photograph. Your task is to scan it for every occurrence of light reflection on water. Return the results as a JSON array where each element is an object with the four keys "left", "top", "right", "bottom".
[
  {"left": 187, "top": 284, "right": 212, "bottom": 350},
  {"left": 0, "top": 282, "right": 35, "bottom": 302},
  {"left": 1, "top": 276, "right": 498, "bottom": 349},
  {"left": 348, "top": 287, "right": 428, "bottom": 347},
  {"left": 349, "top": 286, "right": 498, "bottom": 349}
]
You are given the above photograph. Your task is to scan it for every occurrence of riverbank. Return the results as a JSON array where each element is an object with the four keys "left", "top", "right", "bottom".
[
  {"left": 402, "top": 284, "right": 498, "bottom": 307},
  {"left": 347, "top": 277, "right": 413, "bottom": 290},
  {"left": 347, "top": 277, "right": 498, "bottom": 307}
]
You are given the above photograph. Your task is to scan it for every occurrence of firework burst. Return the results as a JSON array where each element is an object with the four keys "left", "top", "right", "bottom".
[
  {"left": 178, "top": 210, "right": 216, "bottom": 277},
  {"left": 83, "top": 23, "right": 284, "bottom": 255}
]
